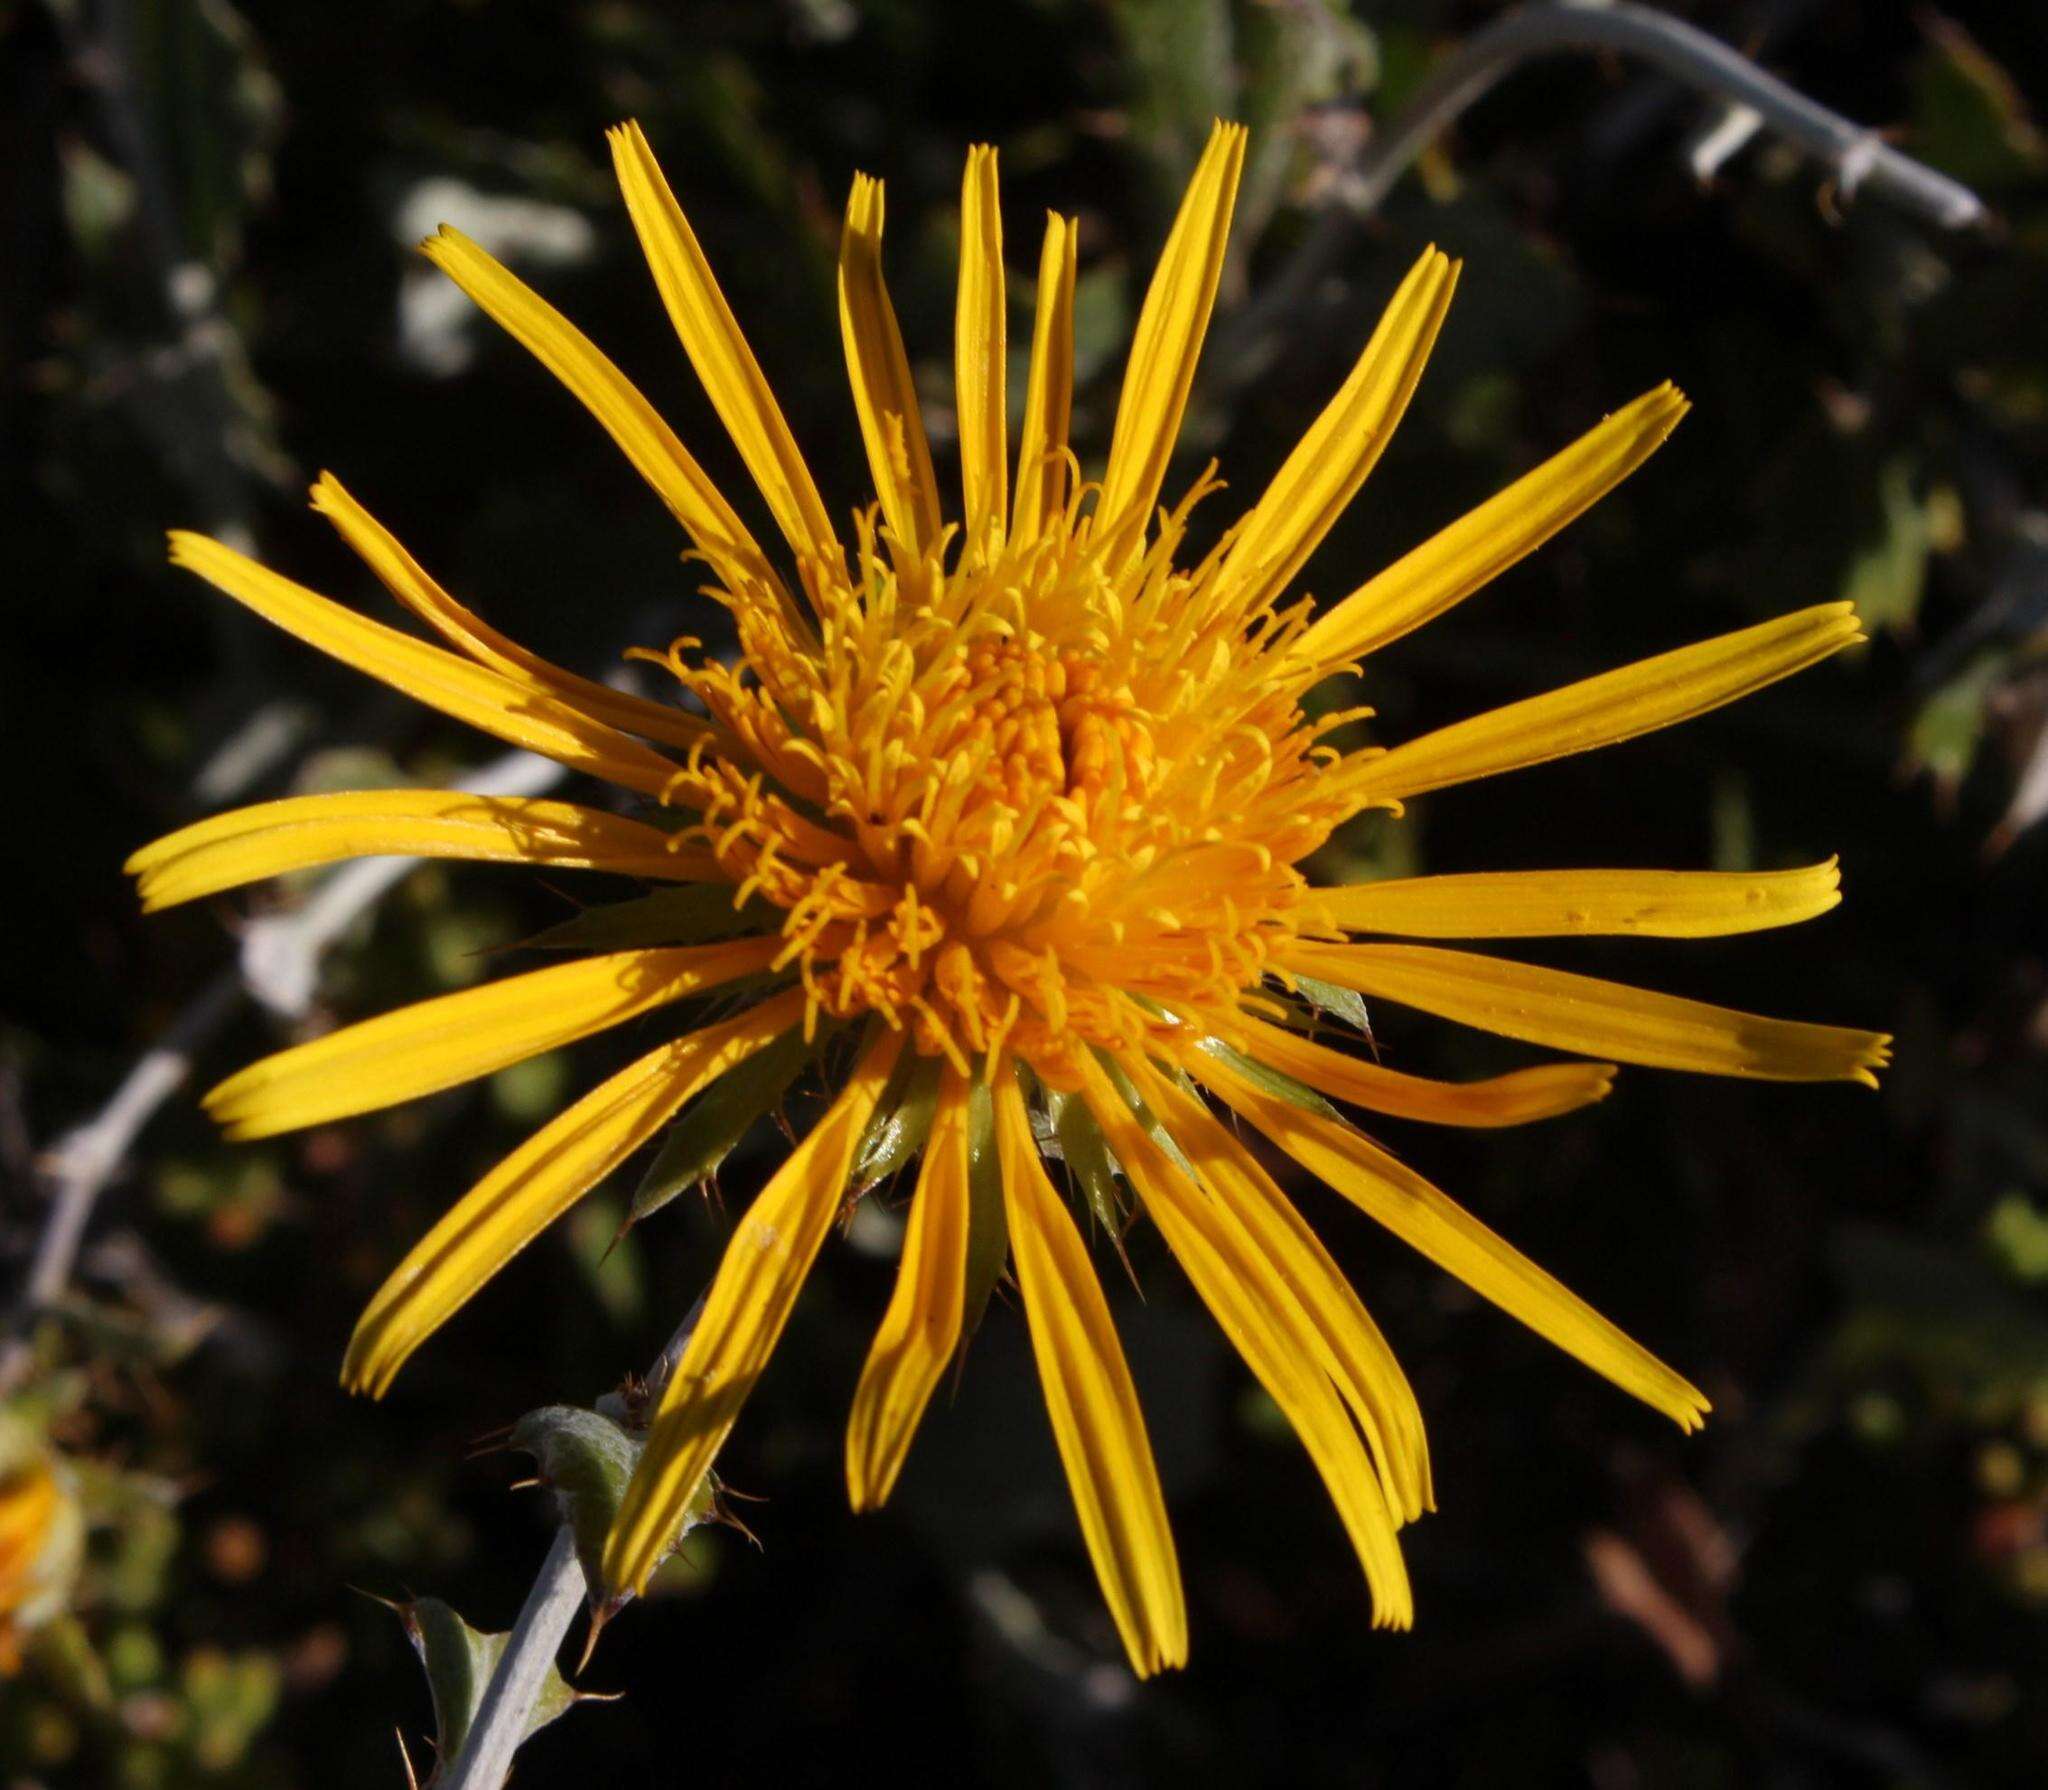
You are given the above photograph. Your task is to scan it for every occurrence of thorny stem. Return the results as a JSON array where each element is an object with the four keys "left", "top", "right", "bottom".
[
  {"left": 438, "top": 1300, "right": 704, "bottom": 1790},
  {"left": 437, "top": 1527, "right": 585, "bottom": 1790}
]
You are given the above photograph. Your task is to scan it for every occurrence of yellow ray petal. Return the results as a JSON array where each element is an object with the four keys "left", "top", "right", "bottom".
[
  {"left": 1344, "top": 603, "right": 1865, "bottom": 807},
  {"left": 1297, "top": 384, "right": 1691, "bottom": 667},
  {"left": 838, "top": 174, "right": 942, "bottom": 559},
  {"left": 1188, "top": 1048, "right": 1712, "bottom": 1431},
  {"left": 994, "top": 1072, "right": 1187, "bottom": 1675},
  {"left": 167, "top": 532, "right": 682, "bottom": 800},
  {"left": 126, "top": 789, "right": 717, "bottom": 912},
  {"left": 1095, "top": 121, "right": 1247, "bottom": 555},
  {"left": 205, "top": 934, "right": 783, "bottom": 1140},
  {"left": 1011, "top": 211, "right": 1077, "bottom": 545},
  {"left": 310, "top": 474, "right": 712, "bottom": 753},
  {"left": 1231, "top": 1013, "right": 1615, "bottom": 1129},
  {"left": 608, "top": 121, "right": 842, "bottom": 572},
  {"left": 845, "top": 1065, "right": 970, "bottom": 1509},
  {"left": 1320, "top": 859, "right": 1843, "bottom": 940},
  {"left": 1130, "top": 1059, "right": 1431, "bottom": 1525},
  {"left": 1075, "top": 1052, "right": 1414, "bottom": 1628},
  {"left": 1280, "top": 940, "right": 1891, "bottom": 1086},
  {"left": 1218, "top": 248, "right": 1458, "bottom": 617},
  {"left": 345, "top": 988, "right": 805, "bottom": 1397},
  {"left": 604, "top": 1027, "right": 905, "bottom": 1599},
  {"left": 416, "top": 225, "right": 782, "bottom": 599},
  {"left": 956, "top": 145, "right": 1008, "bottom": 564}
]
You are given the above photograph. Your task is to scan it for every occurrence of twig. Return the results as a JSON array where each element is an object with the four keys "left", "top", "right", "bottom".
[
  {"left": 1, "top": 748, "right": 565, "bottom": 1391},
  {"left": 1212, "top": 1, "right": 1986, "bottom": 390},
  {"left": 439, "top": 1300, "right": 704, "bottom": 1790},
  {"left": 17, "top": 975, "right": 243, "bottom": 1320},
  {"left": 1349, "top": 0, "right": 1986, "bottom": 226}
]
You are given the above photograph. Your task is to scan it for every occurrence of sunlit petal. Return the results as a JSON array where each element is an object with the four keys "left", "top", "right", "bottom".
[
  {"left": 1280, "top": 940, "right": 1892, "bottom": 1086},
  {"left": 845, "top": 1065, "right": 970, "bottom": 1508},
  {"left": 205, "top": 935, "right": 783, "bottom": 1140},
  {"left": 605, "top": 1028, "right": 904, "bottom": 1599}
]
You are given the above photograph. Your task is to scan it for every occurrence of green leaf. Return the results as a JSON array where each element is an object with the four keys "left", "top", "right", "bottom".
[
  {"left": 1906, "top": 654, "right": 2001, "bottom": 795},
  {"left": 520, "top": 885, "right": 771, "bottom": 953},
  {"left": 852, "top": 1052, "right": 941, "bottom": 1195},
  {"left": 1096, "top": 1051, "right": 1201, "bottom": 1182},
  {"left": 960, "top": 1077, "right": 1009, "bottom": 1339},
  {"left": 1044, "top": 1086, "right": 1130, "bottom": 1234},
  {"left": 509, "top": 1404, "right": 707, "bottom": 1599},
  {"left": 1294, "top": 975, "right": 1372, "bottom": 1038},
  {"left": 1195, "top": 1036, "right": 1342, "bottom": 1119},
  {"left": 397, "top": 1596, "right": 583, "bottom": 1766},
  {"left": 628, "top": 1025, "right": 824, "bottom": 1224},
  {"left": 1841, "top": 455, "right": 1931, "bottom": 635}
]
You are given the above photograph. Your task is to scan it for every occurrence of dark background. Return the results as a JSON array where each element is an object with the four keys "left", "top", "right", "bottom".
[{"left": 4, "top": 1, "right": 2047, "bottom": 1783}]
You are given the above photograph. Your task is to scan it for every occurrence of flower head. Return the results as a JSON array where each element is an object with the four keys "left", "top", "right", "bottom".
[{"left": 133, "top": 121, "right": 1888, "bottom": 1674}]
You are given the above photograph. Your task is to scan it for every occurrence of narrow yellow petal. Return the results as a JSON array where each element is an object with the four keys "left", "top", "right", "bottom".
[
  {"left": 1280, "top": 940, "right": 1892, "bottom": 1086},
  {"left": 845, "top": 1066, "right": 970, "bottom": 1509},
  {"left": 955, "top": 145, "right": 1007, "bottom": 564},
  {"left": 1298, "top": 384, "right": 1691, "bottom": 667},
  {"left": 344, "top": 989, "right": 805, "bottom": 1397},
  {"left": 1075, "top": 1052, "right": 1414, "bottom": 1628},
  {"left": 1096, "top": 121, "right": 1247, "bottom": 554},
  {"left": 417, "top": 225, "right": 782, "bottom": 598},
  {"left": 204, "top": 935, "right": 783, "bottom": 1140},
  {"left": 1218, "top": 248, "right": 1458, "bottom": 617},
  {"left": 167, "top": 532, "right": 682, "bottom": 799},
  {"left": 608, "top": 121, "right": 841, "bottom": 571},
  {"left": 1344, "top": 603, "right": 1865, "bottom": 807},
  {"left": 1011, "top": 211, "right": 1077, "bottom": 545},
  {"left": 838, "top": 174, "right": 942, "bottom": 558},
  {"left": 125, "top": 789, "right": 717, "bottom": 912},
  {"left": 994, "top": 1072, "right": 1187, "bottom": 1675},
  {"left": 311, "top": 474, "right": 711, "bottom": 753},
  {"left": 1130, "top": 1059, "right": 1432, "bottom": 1525},
  {"left": 1188, "top": 1048, "right": 1712, "bottom": 1432},
  {"left": 1320, "top": 859, "right": 1843, "bottom": 940},
  {"left": 604, "top": 1028, "right": 905, "bottom": 1599},
  {"left": 1232, "top": 1013, "right": 1615, "bottom": 1129}
]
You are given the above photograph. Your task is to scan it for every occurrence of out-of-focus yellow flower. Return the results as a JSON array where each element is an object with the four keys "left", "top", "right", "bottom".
[
  {"left": 0, "top": 1421, "right": 83, "bottom": 1674},
  {"left": 134, "top": 122, "right": 1888, "bottom": 1674}
]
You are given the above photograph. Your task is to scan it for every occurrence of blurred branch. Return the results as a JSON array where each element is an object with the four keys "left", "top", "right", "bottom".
[
  {"left": 1, "top": 749, "right": 564, "bottom": 1393},
  {"left": 440, "top": 1296, "right": 703, "bottom": 1790},
  {"left": 1350, "top": 0, "right": 1987, "bottom": 226},
  {"left": 1216, "top": 0, "right": 1987, "bottom": 388}
]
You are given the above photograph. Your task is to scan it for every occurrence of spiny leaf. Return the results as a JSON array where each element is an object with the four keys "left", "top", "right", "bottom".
[
  {"left": 509, "top": 1405, "right": 727, "bottom": 1627},
  {"left": 396, "top": 1596, "right": 583, "bottom": 1769},
  {"left": 1044, "top": 1085, "right": 1130, "bottom": 1233},
  {"left": 628, "top": 1025, "right": 827, "bottom": 1224},
  {"left": 959, "top": 1076, "right": 1009, "bottom": 1339},
  {"left": 1195, "top": 1036, "right": 1343, "bottom": 1119},
  {"left": 1294, "top": 973, "right": 1372, "bottom": 1039},
  {"left": 852, "top": 1053, "right": 941, "bottom": 1195}
]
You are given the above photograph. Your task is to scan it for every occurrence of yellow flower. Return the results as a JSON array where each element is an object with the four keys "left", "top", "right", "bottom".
[
  {"left": 0, "top": 1422, "right": 83, "bottom": 1674},
  {"left": 132, "top": 121, "right": 1888, "bottom": 1675}
]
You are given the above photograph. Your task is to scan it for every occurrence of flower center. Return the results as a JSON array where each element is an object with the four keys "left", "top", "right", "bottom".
[{"left": 646, "top": 509, "right": 1347, "bottom": 1076}]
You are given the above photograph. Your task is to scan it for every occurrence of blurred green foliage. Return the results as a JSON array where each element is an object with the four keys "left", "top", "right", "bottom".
[{"left": 4, "top": 0, "right": 2047, "bottom": 1784}]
